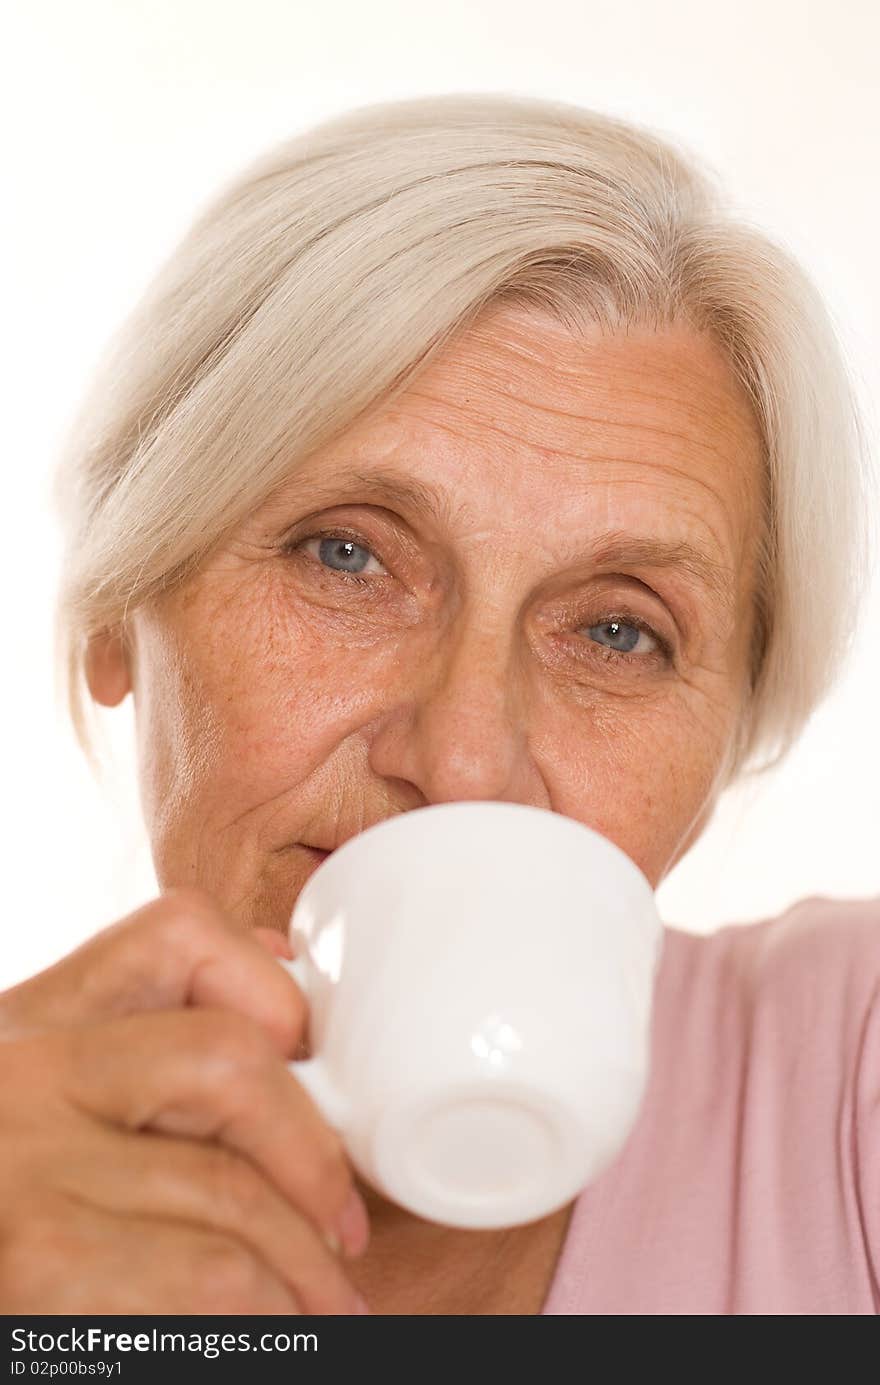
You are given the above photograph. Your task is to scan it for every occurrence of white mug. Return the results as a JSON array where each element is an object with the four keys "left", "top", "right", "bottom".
[{"left": 280, "top": 800, "right": 663, "bottom": 1229}]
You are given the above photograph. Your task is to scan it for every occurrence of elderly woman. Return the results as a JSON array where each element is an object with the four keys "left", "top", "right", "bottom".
[{"left": 0, "top": 93, "right": 875, "bottom": 1316}]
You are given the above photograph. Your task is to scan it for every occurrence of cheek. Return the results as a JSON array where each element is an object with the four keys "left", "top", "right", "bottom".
[
  {"left": 139, "top": 585, "right": 393, "bottom": 832},
  {"left": 547, "top": 685, "right": 736, "bottom": 886},
  {"left": 212, "top": 608, "right": 389, "bottom": 764},
  {"left": 132, "top": 615, "right": 228, "bottom": 845}
]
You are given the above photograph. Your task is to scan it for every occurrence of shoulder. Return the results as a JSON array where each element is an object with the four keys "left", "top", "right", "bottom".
[
  {"left": 727, "top": 894, "right": 880, "bottom": 1006},
  {"left": 744, "top": 893, "right": 880, "bottom": 963},
  {"left": 664, "top": 894, "right": 880, "bottom": 992},
  {"left": 648, "top": 900, "right": 880, "bottom": 1304},
  {"left": 659, "top": 896, "right": 880, "bottom": 1067}
]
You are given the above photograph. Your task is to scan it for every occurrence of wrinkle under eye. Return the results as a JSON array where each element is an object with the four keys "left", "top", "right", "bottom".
[{"left": 287, "top": 527, "right": 671, "bottom": 663}]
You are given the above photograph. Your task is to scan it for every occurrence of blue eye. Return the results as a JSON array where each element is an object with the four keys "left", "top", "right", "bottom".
[
  {"left": 291, "top": 531, "right": 388, "bottom": 578},
  {"left": 286, "top": 532, "right": 669, "bottom": 665},
  {"left": 316, "top": 537, "right": 373, "bottom": 574},
  {"left": 586, "top": 619, "right": 659, "bottom": 657}
]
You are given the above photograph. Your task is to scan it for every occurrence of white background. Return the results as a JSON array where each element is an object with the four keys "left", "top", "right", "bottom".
[{"left": 3, "top": 0, "right": 878, "bottom": 989}]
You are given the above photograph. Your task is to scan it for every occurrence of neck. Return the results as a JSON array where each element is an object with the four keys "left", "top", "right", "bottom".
[{"left": 346, "top": 1178, "right": 575, "bottom": 1315}]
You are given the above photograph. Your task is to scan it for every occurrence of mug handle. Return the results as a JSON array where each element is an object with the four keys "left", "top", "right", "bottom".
[{"left": 277, "top": 955, "right": 350, "bottom": 1133}]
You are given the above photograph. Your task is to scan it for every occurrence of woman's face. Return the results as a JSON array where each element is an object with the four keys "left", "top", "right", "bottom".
[{"left": 88, "top": 306, "right": 763, "bottom": 934}]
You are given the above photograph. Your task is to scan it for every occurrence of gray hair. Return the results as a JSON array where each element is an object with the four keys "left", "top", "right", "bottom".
[{"left": 52, "top": 92, "right": 872, "bottom": 782}]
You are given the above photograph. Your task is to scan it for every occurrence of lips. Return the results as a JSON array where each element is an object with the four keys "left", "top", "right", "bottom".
[{"left": 288, "top": 846, "right": 329, "bottom": 891}]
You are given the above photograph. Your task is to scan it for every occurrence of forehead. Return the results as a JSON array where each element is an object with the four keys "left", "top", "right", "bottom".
[
  {"left": 278, "top": 308, "right": 764, "bottom": 578},
  {"left": 400, "top": 306, "right": 763, "bottom": 488}
]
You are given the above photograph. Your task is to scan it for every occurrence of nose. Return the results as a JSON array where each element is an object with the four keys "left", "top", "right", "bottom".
[{"left": 366, "top": 614, "right": 540, "bottom": 806}]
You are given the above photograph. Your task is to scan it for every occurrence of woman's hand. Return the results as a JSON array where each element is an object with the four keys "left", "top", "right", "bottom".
[{"left": 0, "top": 887, "right": 370, "bottom": 1314}]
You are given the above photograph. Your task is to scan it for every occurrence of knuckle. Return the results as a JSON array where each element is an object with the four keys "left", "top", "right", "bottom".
[
  {"left": 88, "top": 890, "right": 232, "bottom": 1008},
  {"left": 202, "top": 1009, "right": 275, "bottom": 1072},
  {"left": 190, "top": 1012, "right": 276, "bottom": 1099},
  {"left": 193, "top": 1236, "right": 267, "bottom": 1312},
  {"left": 149, "top": 887, "right": 229, "bottom": 950},
  {"left": 204, "top": 1149, "right": 266, "bottom": 1222}
]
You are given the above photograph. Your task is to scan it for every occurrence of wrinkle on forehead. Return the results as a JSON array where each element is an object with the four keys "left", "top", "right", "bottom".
[
  {"left": 408, "top": 312, "right": 761, "bottom": 545},
  {"left": 259, "top": 309, "right": 763, "bottom": 625},
  {"left": 404, "top": 320, "right": 761, "bottom": 468}
]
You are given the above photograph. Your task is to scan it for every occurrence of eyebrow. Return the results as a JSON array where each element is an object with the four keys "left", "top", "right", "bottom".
[
  {"left": 566, "top": 531, "right": 736, "bottom": 613},
  {"left": 286, "top": 465, "right": 736, "bottom": 612}
]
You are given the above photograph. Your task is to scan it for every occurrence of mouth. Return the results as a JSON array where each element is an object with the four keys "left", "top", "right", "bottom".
[
  {"left": 286, "top": 845, "right": 331, "bottom": 892},
  {"left": 302, "top": 844, "right": 331, "bottom": 859}
]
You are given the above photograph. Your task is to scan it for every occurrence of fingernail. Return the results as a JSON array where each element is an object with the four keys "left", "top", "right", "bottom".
[
  {"left": 323, "top": 1229, "right": 341, "bottom": 1255},
  {"left": 353, "top": 1294, "right": 371, "bottom": 1315},
  {"left": 336, "top": 1187, "right": 370, "bottom": 1257}
]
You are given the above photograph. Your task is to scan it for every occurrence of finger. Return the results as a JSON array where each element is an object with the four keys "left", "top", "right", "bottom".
[
  {"left": 1, "top": 888, "right": 305, "bottom": 1055},
  {"left": 63, "top": 1008, "right": 370, "bottom": 1257},
  {"left": 2, "top": 1201, "right": 304, "bottom": 1316},
  {"left": 51, "top": 1123, "right": 365, "bottom": 1314},
  {"left": 252, "top": 928, "right": 294, "bottom": 960}
]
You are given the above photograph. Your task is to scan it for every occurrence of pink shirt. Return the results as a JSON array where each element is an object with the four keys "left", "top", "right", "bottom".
[{"left": 542, "top": 895, "right": 880, "bottom": 1315}]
